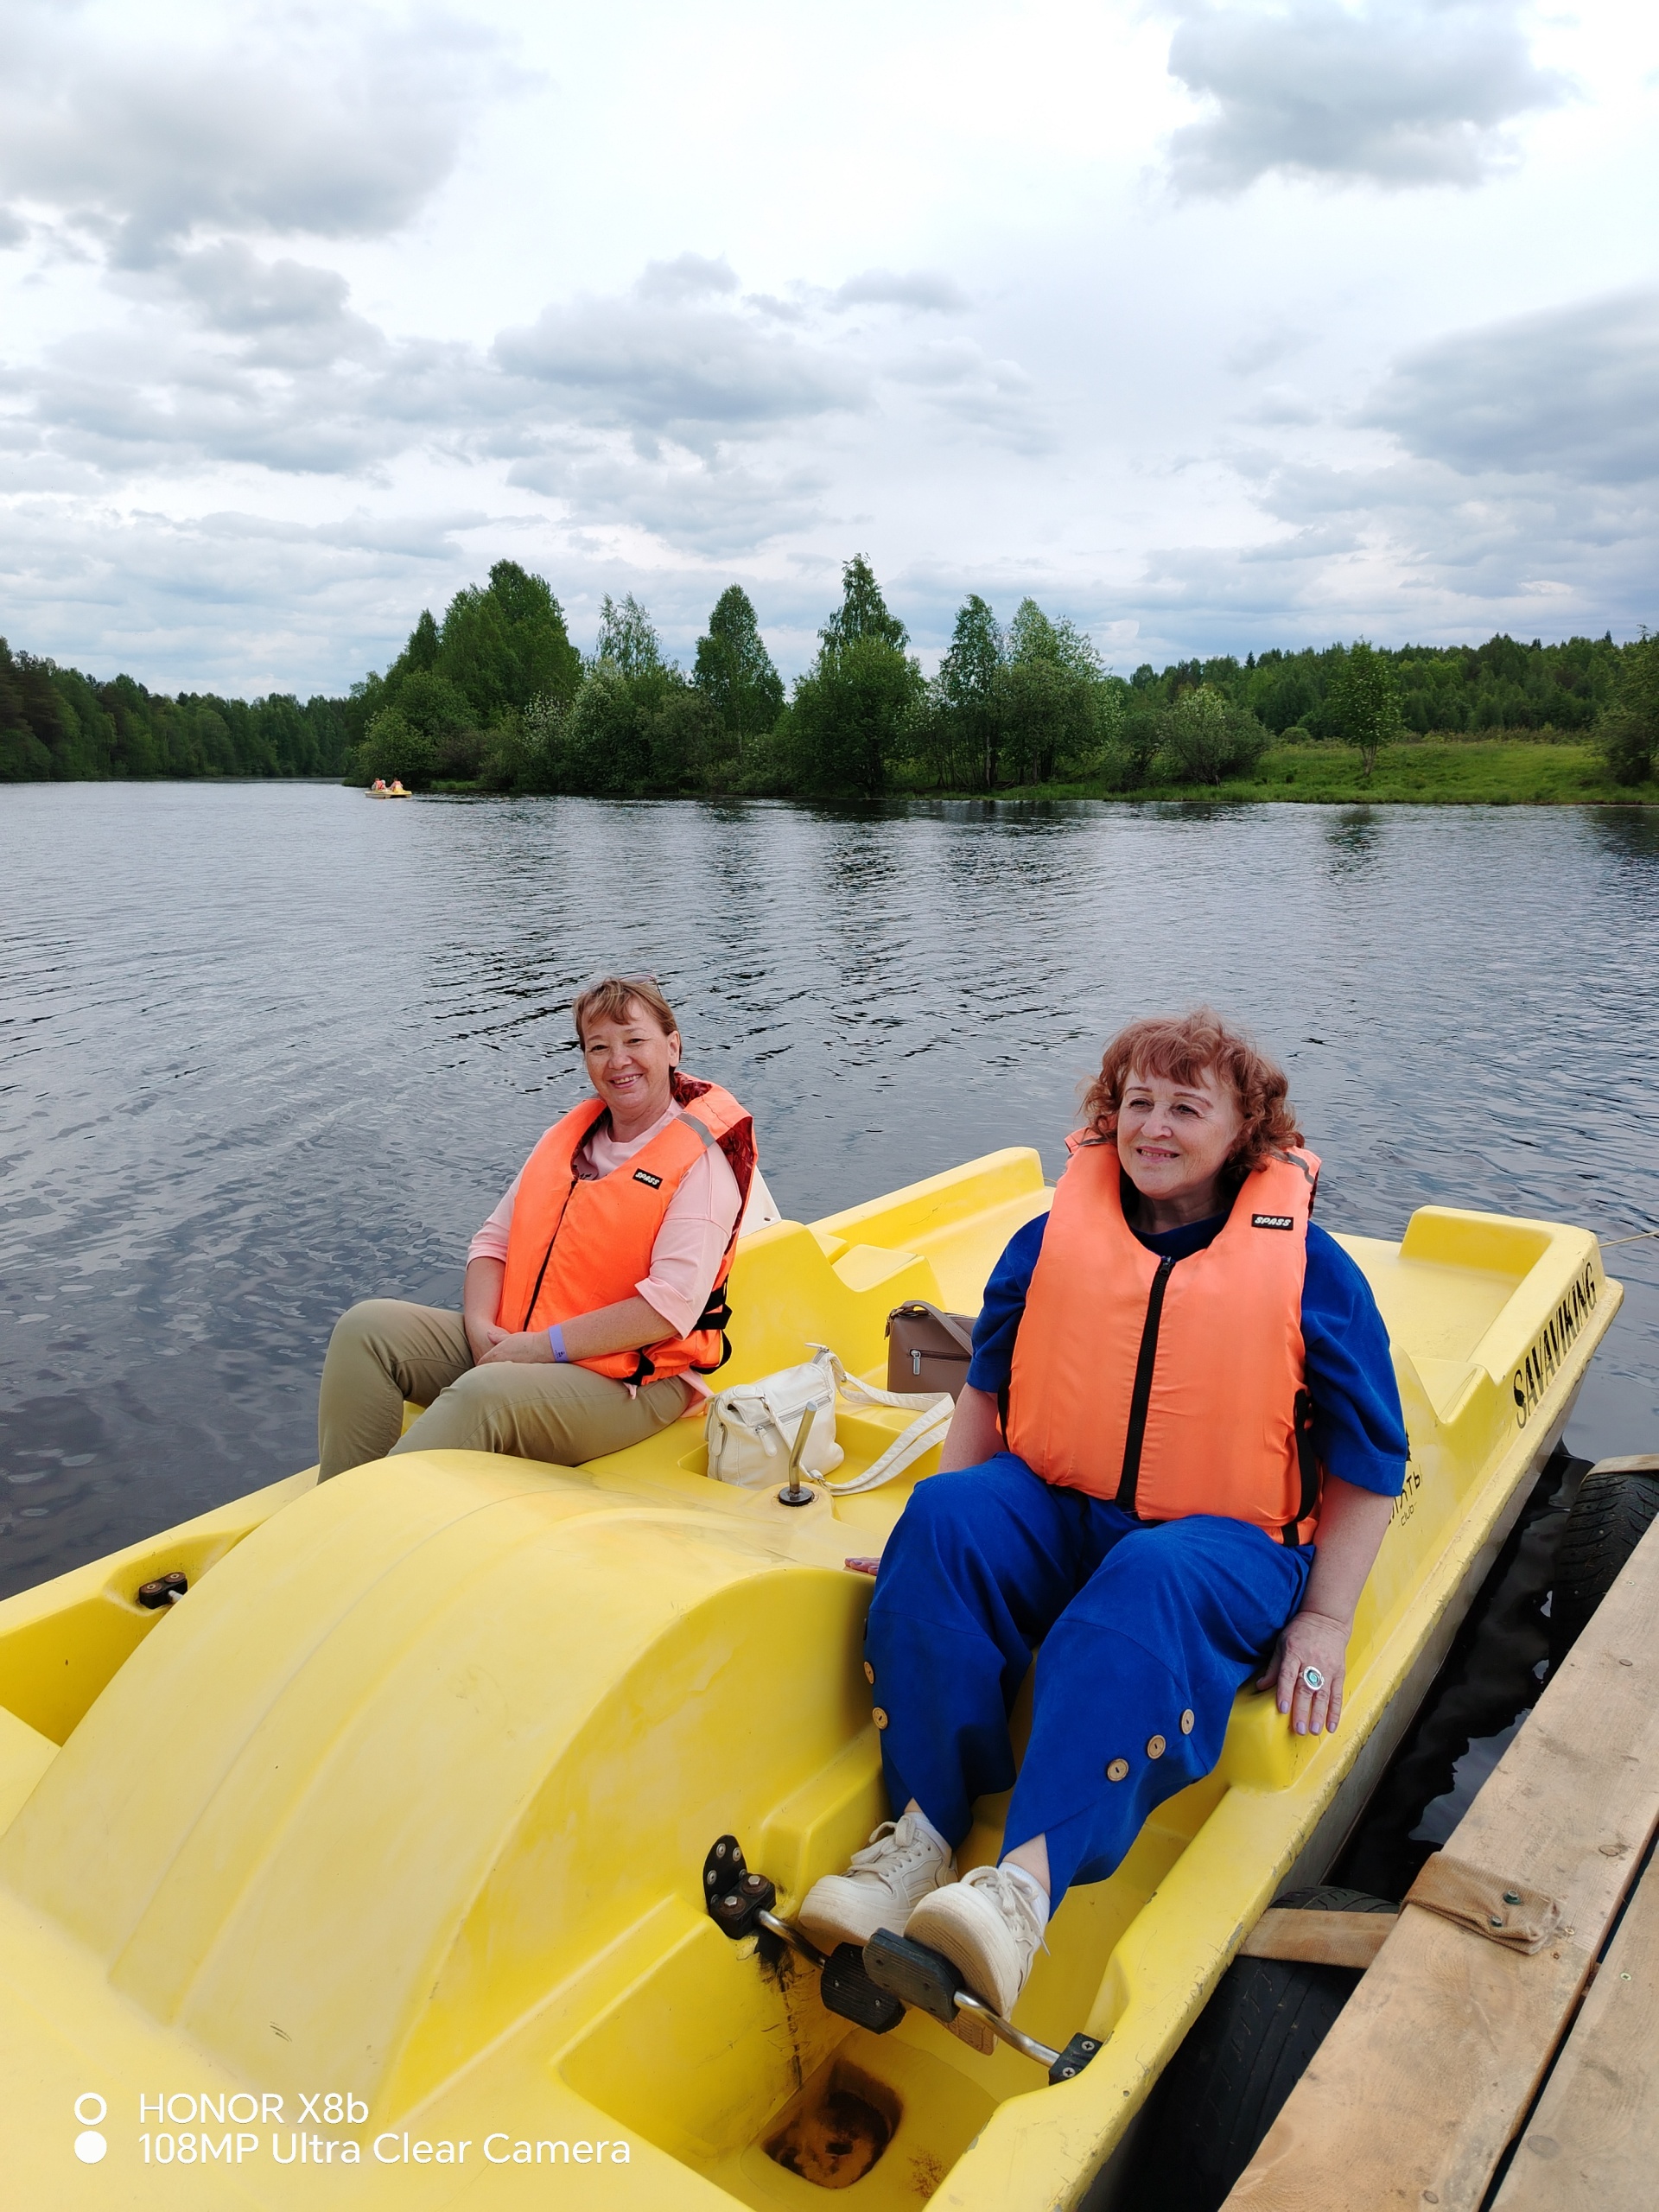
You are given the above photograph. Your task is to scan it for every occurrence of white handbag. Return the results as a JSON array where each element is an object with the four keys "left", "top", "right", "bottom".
[{"left": 703, "top": 1344, "right": 953, "bottom": 1495}]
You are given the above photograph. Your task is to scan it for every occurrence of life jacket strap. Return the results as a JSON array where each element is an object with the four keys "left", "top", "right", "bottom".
[{"left": 1281, "top": 1386, "right": 1322, "bottom": 1543}]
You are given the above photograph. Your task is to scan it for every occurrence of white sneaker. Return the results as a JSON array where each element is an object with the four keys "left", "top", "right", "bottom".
[
  {"left": 797, "top": 1811, "right": 957, "bottom": 1949},
  {"left": 905, "top": 1864, "right": 1046, "bottom": 2054}
]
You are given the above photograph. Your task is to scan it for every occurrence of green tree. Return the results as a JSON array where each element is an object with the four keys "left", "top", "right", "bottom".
[
  {"left": 647, "top": 684, "right": 722, "bottom": 791},
  {"left": 593, "top": 593, "right": 665, "bottom": 677},
  {"left": 404, "top": 608, "right": 440, "bottom": 672},
  {"left": 934, "top": 594, "right": 1003, "bottom": 787},
  {"left": 785, "top": 557, "right": 922, "bottom": 796},
  {"left": 791, "top": 634, "right": 923, "bottom": 798},
  {"left": 435, "top": 561, "right": 581, "bottom": 719},
  {"left": 1599, "top": 630, "right": 1659, "bottom": 786},
  {"left": 562, "top": 664, "right": 652, "bottom": 794},
  {"left": 1323, "top": 640, "right": 1402, "bottom": 776},
  {"left": 482, "top": 693, "right": 569, "bottom": 794},
  {"left": 358, "top": 709, "right": 436, "bottom": 787},
  {"left": 1159, "top": 683, "right": 1270, "bottom": 786},
  {"left": 995, "top": 600, "right": 1107, "bottom": 784},
  {"left": 693, "top": 585, "right": 784, "bottom": 765},
  {"left": 819, "top": 555, "right": 909, "bottom": 652}
]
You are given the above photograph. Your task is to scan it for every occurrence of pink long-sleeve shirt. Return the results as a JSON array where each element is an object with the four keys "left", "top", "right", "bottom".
[{"left": 468, "top": 1103, "right": 779, "bottom": 1399}]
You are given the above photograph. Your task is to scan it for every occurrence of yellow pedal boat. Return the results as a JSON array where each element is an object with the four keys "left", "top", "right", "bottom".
[{"left": 0, "top": 1150, "right": 1621, "bottom": 2207}]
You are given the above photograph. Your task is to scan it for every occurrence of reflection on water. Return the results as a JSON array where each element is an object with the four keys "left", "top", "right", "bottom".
[
  {"left": 2, "top": 785, "right": 1656, "bottom": 1597},
  {"left": 1324, "top": 806, "right": 1382, "bottom": 875}
]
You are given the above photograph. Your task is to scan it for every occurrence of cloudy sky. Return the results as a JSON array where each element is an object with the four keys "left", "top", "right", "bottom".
[{"left": 2, "top": 0, "right": 1656, "bottom": 694}]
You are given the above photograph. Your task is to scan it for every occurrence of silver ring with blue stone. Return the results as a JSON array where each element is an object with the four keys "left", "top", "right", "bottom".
[{"left": 1300, "top": 1664, "right": 1325, "bottom": 1692}]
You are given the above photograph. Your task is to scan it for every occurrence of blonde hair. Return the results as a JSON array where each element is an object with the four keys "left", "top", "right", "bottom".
[
  {"left": 572, "top": 975, "right": 679, "bottom": 1048},
  {"left": 1081, "top": 1008, "right": 1302, "bottom": 1178}
]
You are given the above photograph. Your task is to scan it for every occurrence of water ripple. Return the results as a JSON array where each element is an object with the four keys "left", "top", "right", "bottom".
[{"left": 1, "top": 785, "right": 1656, "bottom": 1596}]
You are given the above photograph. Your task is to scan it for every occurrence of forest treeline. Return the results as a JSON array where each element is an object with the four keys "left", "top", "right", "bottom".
[
  {"left": 348, "top": 558, "right": 1657, "bottom": 795},
  {"left": 5, "top": 556, "right": 1656, "bottom": 791},
  {"left": 0, "top": 636, "right": 347, "bottom": 783}
]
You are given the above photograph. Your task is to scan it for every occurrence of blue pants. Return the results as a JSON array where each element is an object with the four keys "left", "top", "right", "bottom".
[{"left": 866, "top": 1455, "right": 1313, "bottom": 1905}]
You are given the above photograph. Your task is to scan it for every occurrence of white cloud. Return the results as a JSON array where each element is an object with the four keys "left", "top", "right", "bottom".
[
  {"left": 0, "top": 0, "right": 1654, "bottom": 693},
  {"left": 0, "top": 498, "right": 495, "bottom": 691},
  {"left": 1162, "top": 0, "right": 1566, "bottom": 194},
  {"left": 0, "top": 3, "right": 502, "bottom": 260},
  {"left": 632, "top": 254, "right": 741, "bottom": 304},
  {"left": 493, "top": 293, "right": 867, "bottom": 455},
  {"left": 832, "top": 269, "right": 971, "bottom": 313},
  {"left": 505, "top": 438, "right": 830, "bottom": 555},
  {"left": 1361, "top": 288, "right": 1659, "bottom": 483}
]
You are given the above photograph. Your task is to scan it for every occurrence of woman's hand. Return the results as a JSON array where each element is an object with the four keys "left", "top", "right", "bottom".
[
  {"left": 476, "top": 1330, "right": 554, "bottom": 1366},
  {"left": 462, "top": 1256, "right": 509, "bottom": 1366},
  {"left": 1259, "top": 1608, "right": 1352, "bottom": 1735},
  {"left": 474, "top": 1295, "right": 674, "bottom": 1370},
  {"left": 465, "top": 1315, "right": 511, "bottom": 1363},
  {"left": 1259, "top": 1475, "right": 1397, "bottom": 1737}
]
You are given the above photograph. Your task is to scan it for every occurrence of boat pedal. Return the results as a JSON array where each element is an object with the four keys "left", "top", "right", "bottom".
[
  {"left": 820, "top": 1943, "right": 905, "bottom": 2033},
  {"left": 702, "top": 1835, "right": 777, "bottom": 1940},
  {"left": 862, "top": 1928, "right": 961, "bottom": 2026},
  {"left": 1047, "top": 2032, "right": 1103, "bottom": 2085}
]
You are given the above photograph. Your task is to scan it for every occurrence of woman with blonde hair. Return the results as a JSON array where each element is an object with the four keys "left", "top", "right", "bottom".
[
  {"left": 799, "top": 1010, "right": 1407, "bottom": 2047},
  {"left": 318, "top": 976, "right": 773, "bottom": 1478}
]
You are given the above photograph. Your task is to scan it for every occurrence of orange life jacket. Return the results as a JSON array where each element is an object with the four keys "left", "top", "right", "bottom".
[
  {"left": 1005, "top": 1140, "right": 1324, "bottom": 1543},
  {"left": 496, "top": 1074, "right": 756, "bottom": 1385}
]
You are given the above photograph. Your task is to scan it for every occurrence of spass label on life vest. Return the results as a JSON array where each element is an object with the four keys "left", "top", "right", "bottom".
[
  {"left": 1512, "top": 1261, "right": 1598, "bottom": 1427},
  {"left": 1251, "top": 1213, "right": 1294, "bottom": 1230},
  {"left": 632, "top": 1169, "right": 664, "bottom": 1188}
]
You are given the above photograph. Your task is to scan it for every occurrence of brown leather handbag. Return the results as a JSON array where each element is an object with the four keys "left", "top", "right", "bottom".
[{"left": 885, "top": 1301, "right": 976, "bottom": 1399}]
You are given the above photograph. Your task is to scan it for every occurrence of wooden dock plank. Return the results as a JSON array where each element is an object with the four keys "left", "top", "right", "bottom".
[
  {"left": 1489, "top": 1853, "right": 1659, "bottom": 2211},
  {"left": 1223, "top": 1518, "right": 1659, "bottom": 2212}
]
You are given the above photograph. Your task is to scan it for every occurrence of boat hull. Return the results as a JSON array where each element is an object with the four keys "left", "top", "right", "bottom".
[{"left": 0, "top": 1152, "right": 1622, "bottom": 2206}]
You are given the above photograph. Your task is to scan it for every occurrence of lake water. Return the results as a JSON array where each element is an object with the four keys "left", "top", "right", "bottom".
[{"left": 3, "top": 784, "right": 1656, "bottom": 1601}]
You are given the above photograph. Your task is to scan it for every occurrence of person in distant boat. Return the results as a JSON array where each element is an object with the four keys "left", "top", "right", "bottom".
[
  {"left": 318, "top": 976, "right": 777, "bottom": 1478},
  {"left": 371, "top": 778, "right": 387, "bottom": 792},
  {"left": 798, "top": 1009, "right": 1408, "bottom": 2049}
]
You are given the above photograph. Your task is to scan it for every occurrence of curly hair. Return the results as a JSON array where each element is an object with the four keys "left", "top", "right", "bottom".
[{"left": 1080, "top": 1008, "right": 1302, "bottom": 1179}]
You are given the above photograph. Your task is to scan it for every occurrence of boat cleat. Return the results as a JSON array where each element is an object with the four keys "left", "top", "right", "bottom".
[{"left": 136, "top": 1569, "right": 189, "bottom": 1607}]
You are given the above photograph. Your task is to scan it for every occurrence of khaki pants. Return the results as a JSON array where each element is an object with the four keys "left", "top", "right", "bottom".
[{"left": 317, "top": 1299, "right": 691, "bottom": 1480}]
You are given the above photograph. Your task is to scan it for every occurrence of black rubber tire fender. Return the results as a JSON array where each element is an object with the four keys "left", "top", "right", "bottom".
[
  {"left": 1548, "top": 1470, "right": 1659, "bottom": 1668},
  {"left": 1125, "top": 1885, "right": 1396, "bottom": 2212}
]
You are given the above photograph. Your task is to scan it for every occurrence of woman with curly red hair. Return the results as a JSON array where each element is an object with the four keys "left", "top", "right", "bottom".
[{"left": 799, "top": 1010, "right": 1407, "bottom": 2046}]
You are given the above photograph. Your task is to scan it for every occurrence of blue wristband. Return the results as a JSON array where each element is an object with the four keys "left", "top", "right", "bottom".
[{"left": 548, "top": 1325, "right": 569, "bottom": 1363}]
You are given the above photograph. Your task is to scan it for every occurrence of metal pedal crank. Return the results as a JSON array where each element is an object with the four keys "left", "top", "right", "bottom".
[
  {"left": 701, "top": 1840, "right": 1101, "bottom": 2084},
  {"left": 864, "top": 1927, "right": 1104, "bottom": 2085}
]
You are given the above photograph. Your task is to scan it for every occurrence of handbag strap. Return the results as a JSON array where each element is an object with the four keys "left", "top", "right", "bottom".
[
  {"left": 798, "top": 1343, "right": 952, "bottom": 1494},
  {"left": 837, "top": 1372, "right": 950, "bottom": 1414},
  {"left": 815, "top": 1393, "right": 954, "bottom": 1496},
  {"left": 888, "top": 1300, "right": 976, "bottom": 1357}
]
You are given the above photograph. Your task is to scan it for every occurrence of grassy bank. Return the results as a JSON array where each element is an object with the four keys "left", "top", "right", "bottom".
[
  {"left": 420, "top": 737, "right": 1658, "bottom": 806},
  {"left": 987, "top": 740, "right": 1659, "bottom": 807}
]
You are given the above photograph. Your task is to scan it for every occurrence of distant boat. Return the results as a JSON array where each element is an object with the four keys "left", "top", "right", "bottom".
[{"left": 366, "top": 781, "right": 412, "bottom": 799}]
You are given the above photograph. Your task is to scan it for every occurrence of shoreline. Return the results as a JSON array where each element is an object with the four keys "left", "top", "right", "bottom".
[
  {"left": 7, "top": 741, "right": 1658, "bottom": 809},
  {"left": 916, "top": 740, "right": 1659, "bottom": 810}
]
